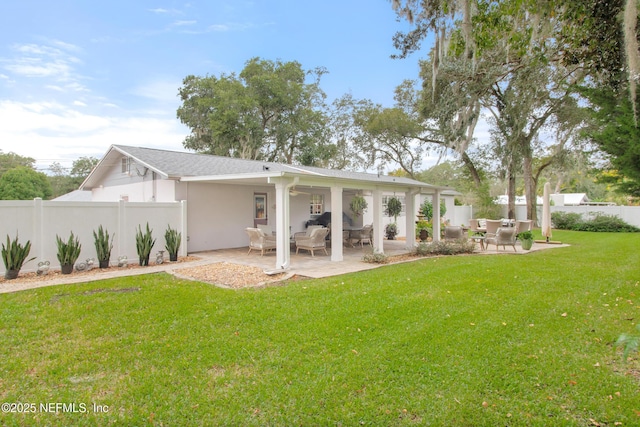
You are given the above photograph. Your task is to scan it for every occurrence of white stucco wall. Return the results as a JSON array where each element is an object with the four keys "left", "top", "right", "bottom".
[
  {"left": 91, "top": 155, "right": 175, "bottom": 202},
  {"left": 185, "top": 182, "right": 257, "bottom": 252}
]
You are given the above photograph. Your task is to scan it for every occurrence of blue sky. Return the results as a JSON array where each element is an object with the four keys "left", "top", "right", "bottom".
[{"left": 0, "top": 0, "right": 431, "bottom": 172}]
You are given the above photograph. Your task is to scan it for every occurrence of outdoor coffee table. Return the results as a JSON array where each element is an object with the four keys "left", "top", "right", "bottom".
[{"left": 471, "top": 235, "right": 486, "bottom": 251}]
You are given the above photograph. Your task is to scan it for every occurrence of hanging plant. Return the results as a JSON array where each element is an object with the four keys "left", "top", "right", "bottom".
[
  {"left": 349, "top": 195, "right": 368, "bottom": 217},
  {"left": 385, "top": 196, "right": 403, "bottom": 222}
]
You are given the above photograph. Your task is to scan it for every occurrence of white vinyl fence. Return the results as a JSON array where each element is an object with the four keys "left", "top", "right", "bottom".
[
  {"left": 490, "top": 204, "right": 640, "bottom": 228},
  {"left": 0, "top": 199, "right": 187, "bottom": 275}
]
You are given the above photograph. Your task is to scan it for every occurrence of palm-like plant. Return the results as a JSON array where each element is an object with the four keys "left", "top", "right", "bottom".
[
  {"left": 93, "top": 226, "right": 114, "bottom": 268},
  {"left": 164, "top": 225, "right": 181, "bottom": 262},
  {"left": 135, "top": 223, "right": 156, "bottom": 266},
  {"left": 56, "top": 232, "right": 82, "bottom": 274},
  {"left": 2, "top": 233, "right": 36, "bottom": 279}
]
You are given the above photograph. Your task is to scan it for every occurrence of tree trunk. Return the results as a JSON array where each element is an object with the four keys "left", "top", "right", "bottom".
[
  {"left": 507, "top": 164, "right": 516, "bottom": 220},
  {"left": 461, "top": 152, "right": 482, "bottom": 187}
]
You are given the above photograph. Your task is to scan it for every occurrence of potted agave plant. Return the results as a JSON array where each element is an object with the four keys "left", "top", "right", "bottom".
[
  {"left": 164, "top": 225, "right": 181, "bottom": 262},
  {"left": 135, "top": 223, "right": 156, "bottom": 266},
  {"left": 56, "top": 231, "right": 82, "bottom": 274},
  {"left": 2, "top": 233, "right": 36, "bottom": 280},
  {"left": 93, "top": 225, "right": 114, "bottom": 268}
]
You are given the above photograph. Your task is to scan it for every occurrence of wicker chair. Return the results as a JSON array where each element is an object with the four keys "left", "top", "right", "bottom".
[
  {"left": 350, "top": 224, "right": 373, "bottom": 247},
  {"left": 443, "top": 225, "right": 465, "bottom": 241},
  {"left": 515, "top": 220, "right": 533, "bottom": 235},
  {"left": 295, "top": 227, "right": 330, "bottom": 256},
  {"left": 484, "top": 227, "right": 517, "bottom": 251},
  {"left": 245, "top": 227, "right": 276, "bottom": 256},
  {"left": 484, "top": 219, "right": 502, "bottom": 239}
]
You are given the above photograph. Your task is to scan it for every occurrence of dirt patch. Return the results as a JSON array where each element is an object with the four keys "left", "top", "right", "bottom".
[{"left": 174, "top": 262, "right": 290, "bottom": 289}]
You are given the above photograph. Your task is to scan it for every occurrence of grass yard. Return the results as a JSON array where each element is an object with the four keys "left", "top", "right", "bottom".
[{"left": 0, "top": 230, "right": 639, "bottom": 426}]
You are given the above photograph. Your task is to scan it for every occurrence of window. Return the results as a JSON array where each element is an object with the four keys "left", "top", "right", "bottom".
[
  {"left": 383, "top": 195, "right": 406, "bottom": 216},
  {"left": 310, "top": 194, "right": 324, "bottom": 215},
  {"left": 121, "top": 157, "right": 130, "bottom": 174}
]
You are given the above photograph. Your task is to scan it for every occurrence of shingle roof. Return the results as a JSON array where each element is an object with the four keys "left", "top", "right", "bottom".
[{"left": 102, "top": 145, "right": 445, "bottom": 190}]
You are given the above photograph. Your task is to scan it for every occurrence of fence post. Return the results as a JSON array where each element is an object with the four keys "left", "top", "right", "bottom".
[
  {"left": 118, "top": 199, "right": 126, "bottom": 258},
  {"left": 33, "top": 198, "right": 44, "bottom": 260},
  {"left": 180, "top": 200, "right": 188, "bottom": 256}
]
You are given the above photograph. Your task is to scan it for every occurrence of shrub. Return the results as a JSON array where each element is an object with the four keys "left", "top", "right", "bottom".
[
  {"left": 552, "top": 211, "right": 640, "bottom": 232},
  {"left": 415, "top": 239, "right": 476, "bottom": 256},
  {"left": 362, "top": 250, "right": 389, "bottom": 264},
  {"left": 420, "top": 199, "right": 447, "bottom": 221},
  {"left": 572, "top": 214, "right": 640, "bottom": 232},
  {"left": 551, "top": 211, "right": 583, "bottom": 230}
]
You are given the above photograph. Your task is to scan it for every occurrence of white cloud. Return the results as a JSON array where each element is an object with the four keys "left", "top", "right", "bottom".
[
  {"left": 172, "top": 20, "right": 197, "bottom": 26},
  {"left": 3, "top": 42, "right": 87, "bottom": 91},
  {"left": 73, "top": 100, "right": 87, "bottom": 107},
  {"left": 0, "top": 100, "right": 188, "bottom": 168},
  {"left": 131, "top": 78, "right": 181, "bottom": 104}
]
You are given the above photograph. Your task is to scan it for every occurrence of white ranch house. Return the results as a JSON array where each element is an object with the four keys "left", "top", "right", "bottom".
[{"left": 81, "top": 145, "right": 453, "bottom": 270}]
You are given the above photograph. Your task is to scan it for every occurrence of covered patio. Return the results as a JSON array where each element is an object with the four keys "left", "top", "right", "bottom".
[
  {"left": 191, "top": 237, "right": 568, "bottom": 279},
  {"left": 183, "top": 170, "right": 450, "bottom": 272}
]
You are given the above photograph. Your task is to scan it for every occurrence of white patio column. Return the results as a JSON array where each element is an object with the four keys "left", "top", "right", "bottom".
[
  {"left": 432, "top": 190, "right": 441, "bottom": 242},
  {"left": 372, "top": 188, "right": 384, "bottom": 252},
  {"left": 273, "top": 178, "right": 295, "bottom": 270},
  {"left": 405, "top": 189, "right": 418, "bottom": 249},
  {"left": 330, "top": 186, "right": 343, "bottom": 261}
]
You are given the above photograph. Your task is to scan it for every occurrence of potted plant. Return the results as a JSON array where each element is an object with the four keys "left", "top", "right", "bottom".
[
  {"left": 420, "top": 199, "right": 447, "bottom": 222},
  {"left": 385, "top": 196, "right": 403, "bottom": 222},
  {"left": 416, "top": 220, "right": 430, "bottom": 242},
  {"left": 518, "top": 230, "right": 534, "bottom": 250},
  {"left": 2, "top": 233, "right": 36, "bottom": 280},
  {"left": 93, "top": 225, "right": 114, "bottom": 269},
  {"left": 135, "top": 223, "right": 156, "bottom": 266},
  {"left": 56, "top": 232, "right": 82, "bottom": 274},
  {"left": 164, "top": 225, "right": 181, "bottom": 262},
  {"left": 349, "top": 195, "right": 368, "bottom": 217},
  {"left": 385, "top": 222, "right": 398, "bottom": 240}
]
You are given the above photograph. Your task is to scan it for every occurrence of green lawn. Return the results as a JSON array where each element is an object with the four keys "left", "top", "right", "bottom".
[{"left": 1, "top": 230, "right": 639, "bottom": 426}]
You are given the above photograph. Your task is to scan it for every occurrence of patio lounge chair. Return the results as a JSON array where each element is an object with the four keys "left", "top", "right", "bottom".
[
  {"left": 469, "top": 219, "right": 482, "bottom": 235},
  {"left": 484, "top": 219, "right": 502, "bottom": 239},
  {"left": 245, "top": 227, "right": 277, "bottom": 256},
  {"left": 295, "top": 227, "right": 330, "bottom": 256},
  {"left": 515, "top": 220, "right": 533, "bottom": 235},
  {"left": 484, "top": 227, "right": 517, "bottom": 251},
  {"left": 349, "top": 224, "right": 373, "bottom": 247},
  {"left": 293, "top": 225, "right": 324, "bottom": 240},
  {"left": 443, "top": 225, "right": 465, "bottom": 241}
]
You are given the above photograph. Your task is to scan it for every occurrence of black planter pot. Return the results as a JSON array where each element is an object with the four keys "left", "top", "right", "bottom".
[
  {"left": 4, "top": 269, "right": 19, "bottom": 280},
  {"left": 99, "top": 259, "right": 110, "bottom": 269},
  {"left": 139, "top": 257, "right": 150, "bottom": 266},
  {"left": 169, "top": 253, "right": 178, "bottom": 262},
  {"left": 419, "top": 229, "right": 428, "bottom": 242},
  {"left": 60, "top": 264, "right": 73, "bottom": 275}
]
